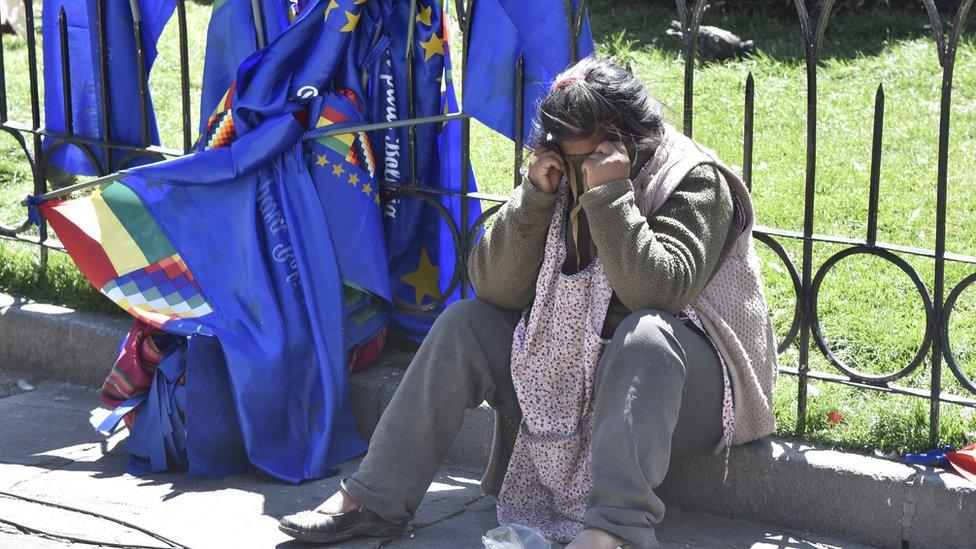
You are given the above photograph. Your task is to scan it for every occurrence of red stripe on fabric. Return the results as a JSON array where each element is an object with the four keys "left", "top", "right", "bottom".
[
  {"left": 336, "top": 87, "right": 361, "bottom": 110},
  {"left": 222, "top": 82, "right": 236, "bottom": 110},
  {"left": 40, "top": 201, "right": 119, "bottom": 289},
  {"left": 322, "top": 106, "right": 348, "bottom": 123}
]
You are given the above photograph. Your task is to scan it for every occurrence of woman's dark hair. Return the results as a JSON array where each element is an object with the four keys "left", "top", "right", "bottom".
[{"left": 531, "top": 55, "right": 664, "bottom": 151}]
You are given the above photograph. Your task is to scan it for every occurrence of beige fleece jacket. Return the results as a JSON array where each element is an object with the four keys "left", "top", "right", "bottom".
[{"left": 468, "top": 156, "right": 738, "bottom": 339}]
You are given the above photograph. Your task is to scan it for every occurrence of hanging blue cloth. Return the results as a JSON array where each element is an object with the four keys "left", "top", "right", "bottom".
[
  {"left": 197, "top": 0, "right": 291, "bottom": 142},
  {"left": 305, "top": 89, "right": 393, "bottom": 351},
  {"left": 462, "top": 0, "right": 595, "bottom": 141},
  {"left": 41, "top": 0, "right": 176, "bottom": 175},
  {"left": 93, "top": 0, "right": 370, "bottom": 483},
  {"left": 369, "top": 0, "right": 480, "bottom": 341},
  {"left": 125, "top": 343, "right": 189, "bottom": 475}
]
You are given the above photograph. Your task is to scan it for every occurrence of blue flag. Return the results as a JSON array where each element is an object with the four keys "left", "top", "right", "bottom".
[
  {"left": 307, "top": 89, "right": 392, "bottom": 351},
  {"left": 42, "top": 0, "right": 176, "bottom": 175},
  {"left": 39, "top": 0, "right": 374, "bottom": 483},
  {"left": 198, "top": 0, "right": 291, "bottom": 143},
  {"left": 369, "top": 0, "right": 479, "bottom": 341},
  {"left": 128, "top": 113, "right": 364, "bottom": 482},
  {"left": 462, "top": 0, "right": 594, "bottom": 141}
]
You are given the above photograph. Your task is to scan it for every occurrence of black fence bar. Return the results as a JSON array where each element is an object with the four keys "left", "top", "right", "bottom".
[
  {"left": 866, "top": 84, "right": 883, "bottom": 246},
  {"left": 458, "top": 0, "right": 475, "bottom": 299},
  {"left": 573, "top": 0, "right": 588, "bottom": 47},
  {"left": 57, "top": 8, "right": 73, "bottom": 137},
  {"left": 924, "top": 0, "right": 973, "bottom": 446},
  {"left": 23, "top": 0, "right": 49, "bottom": 276},
  {"left": 563, "top": 0, "right": 579, "bottom": 63},
  {"left": 778, "top": 365, "right": 976, "bottom": 408},
  {"left": 0, "top": 18, "right": 6, "bottom": 123},
  {"left": 459, "top": 121, "right": 472, "bottom": 296},
  {"left": 794, "top": 0, "right": 818, "bottom": 437},
  {"left": 4, "top": 120, "right": 183, "bottom": 159},
  {"left": 24, "top": 0, "right": 39, "bottom": 132},
  {"left": 176, "top": 0, "right": 192, "bottom": 153},
  {"left": 513, "top": 55, "right": 524, "bottom": 188},
  {"left": 457, "top": 0, "right": 473, "bottom": 300},
  {"left": 743, "top": 72, "right": 753, "bottom": 191},
  {"left": 405, "top": 0, "right": 418, "bottom": 186},
  {"left": 33, "top": 112, "right": 473, "bottom": 204},
  {"left": 251, "top": 0, "right": 267, "bottom": 48},
  {"left": 96, "top": 0, "right": 114, "bottom": 174},
  {"left": 2, "top": 1, "right": 976, "bottom": 454},
  {"left": 129, "top": 0, "right": 152, "bottom": 147},
  {"left": 755, "top": 224, "right": 976, "bottom": 265},
  {"left": 675, "top": 0, "right": 705, "bottom": 137}
]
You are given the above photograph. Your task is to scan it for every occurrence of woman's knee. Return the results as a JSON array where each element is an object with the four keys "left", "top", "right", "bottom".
[
  {"left": 430, "top": 298, "right": 519, "bottom": 336},
  {"left": 598, "top": 309, "right": 687, "bottom": 382},
  {"left": 421, "top": 298, "right": 518, "bottom": 377},
  {"left": 412, "top": 299, "right": 519, "bottom": 409},
  {"left": 616, "top": 309, "right": 677, "bottom": 337}
]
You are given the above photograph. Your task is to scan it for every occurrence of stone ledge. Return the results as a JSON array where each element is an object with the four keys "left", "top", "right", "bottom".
[
  {"left": 0, "top": 294, "right": 131, "bottom": 388},
  {"left": 351, "top": 365, "right": 976, "bottom": 548},
  {"left": 657, "top": 436, "right": 976, "bottom": 548},
  {"left": 349, "top": 364, "right": 495, "bottom": 476},
  {"left": 2, "top": 293, "right": 973, "bottom": 548}
]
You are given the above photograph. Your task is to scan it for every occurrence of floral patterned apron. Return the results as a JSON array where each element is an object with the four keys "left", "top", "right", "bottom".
[{"left": 496, "top": 171, "right": 614, "bottom": 543}]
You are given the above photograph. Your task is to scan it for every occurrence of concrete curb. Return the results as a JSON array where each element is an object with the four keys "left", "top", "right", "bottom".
[
  {"left": 0, "top": 294, "right": 131, "bottom": 387},
  {"left": 656, "top": 437, "right": 976, "bottom": 548},
  {"left": 352, "top": 366, "right": 976, "bottom": 548},
  {"left": 2, "top": 294, "right": 973, "bottom": 548}
]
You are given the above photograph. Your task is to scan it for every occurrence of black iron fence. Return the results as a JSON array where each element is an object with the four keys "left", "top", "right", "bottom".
[{"left": 0, "top": 0, "right": 974, "bottom": 447}]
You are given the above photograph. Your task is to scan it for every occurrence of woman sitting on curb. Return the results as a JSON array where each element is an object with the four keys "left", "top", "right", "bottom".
[{"left": 279, "top": 55, "right": 779, "bottom": 548}]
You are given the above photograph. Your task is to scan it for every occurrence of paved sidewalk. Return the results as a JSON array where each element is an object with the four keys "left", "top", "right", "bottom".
[{"left": 0, "top": 371, "right": 870, "bottom": 548}]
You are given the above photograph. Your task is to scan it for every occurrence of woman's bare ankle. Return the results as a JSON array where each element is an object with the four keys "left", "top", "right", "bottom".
[{"left": 314, "top": 488, "right": 361, "bottom": 515}]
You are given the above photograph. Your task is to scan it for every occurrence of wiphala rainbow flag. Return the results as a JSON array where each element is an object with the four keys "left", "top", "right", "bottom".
[
  {"left": 314, "top": 103, "right": 377, "bottom": 179},
  {"left": 40, "top": 182, "right": 214, "bottom": 328},
  {"left": 201, "top": 82, "right": 237, "bottom": 151}
]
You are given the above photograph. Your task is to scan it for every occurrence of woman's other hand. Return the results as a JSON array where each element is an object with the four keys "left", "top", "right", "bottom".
[
  {"left": 582, "top": 140, "right": 629, "bottom": 190},
  {"left": 527, "top": 146, "right": 564, "bottom": 194}
]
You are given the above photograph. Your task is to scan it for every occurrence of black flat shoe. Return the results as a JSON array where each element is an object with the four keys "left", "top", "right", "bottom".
[{"left": 278, "top": 506, "right": 409, "bottom": 544}]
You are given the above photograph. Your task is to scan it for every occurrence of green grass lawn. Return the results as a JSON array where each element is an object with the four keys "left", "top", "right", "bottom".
[{"left": 1, "top": 1, "right": 974, "bottom": 454}]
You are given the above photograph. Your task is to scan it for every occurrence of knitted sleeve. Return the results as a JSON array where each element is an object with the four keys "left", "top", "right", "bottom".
[
  {"left": 578, "top": 164, "right": 736, "bottom": 314},
  {"left": 467, "top": 178, "right": 557, "bottom": 310}
]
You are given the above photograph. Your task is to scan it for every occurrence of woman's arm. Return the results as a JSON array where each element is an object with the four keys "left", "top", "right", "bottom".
[
  {"left": 578, "top": 164, "right": 735, "bottom": 314},
  {"left": 467, "top": 178, "right": 557, "bottom": 310}
]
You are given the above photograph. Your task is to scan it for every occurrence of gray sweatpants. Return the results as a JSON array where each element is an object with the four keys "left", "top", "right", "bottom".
[{"left": 342, "top": 299, "right": 725, "bottom": 548}]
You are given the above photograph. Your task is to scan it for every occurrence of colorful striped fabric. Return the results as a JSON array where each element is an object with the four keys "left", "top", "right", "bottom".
[
  {"left": 41, "top": 182, "right": 214, "bottom": 328},
  {"left": 202, "top": 82, "right": 237, "bottom": 150},
  {"left": 314, "top": 104, "right": 376, "bottom": 179}
]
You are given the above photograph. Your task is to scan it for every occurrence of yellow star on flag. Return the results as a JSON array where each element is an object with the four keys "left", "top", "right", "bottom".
[
  {"left": 348, "top": 172, "right": 359, "bottom": 185},
  {"left": 354, "top": 0, "right": 367, "bottom": 3},
  {"left": 374, "top": 194, "right": 381, "bottom": 205},
  {"left": 401, "top": 247, "right": 440, "bottom": 304},
  {"left": 315, "top": 154, "right": 328, "bottom": 167},
  {"left": 416, "top": 5, "right": 432, "bottom": 26},
  {"left": 419, "top": 32, "right": 444, "bottom": 61},
  {"left": 362, "top": 183, "right": 373, "bottom": 195},
  {"left": 323, "top": 0, "right": 339, "bottom": 21},
  {"left": 340, "top": 10, "right": 360, "bottom": 32},
  {"left": 332, "top": 164, "right": 345, "bottom": 176}
]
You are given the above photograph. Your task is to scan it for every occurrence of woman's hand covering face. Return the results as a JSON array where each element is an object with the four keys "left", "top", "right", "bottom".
[
  {"left": 528, "top": 146, "right": 564, "bottom": 194},
  {"left": 582, "top": 141, "right": 630, "bottom": 190}
]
